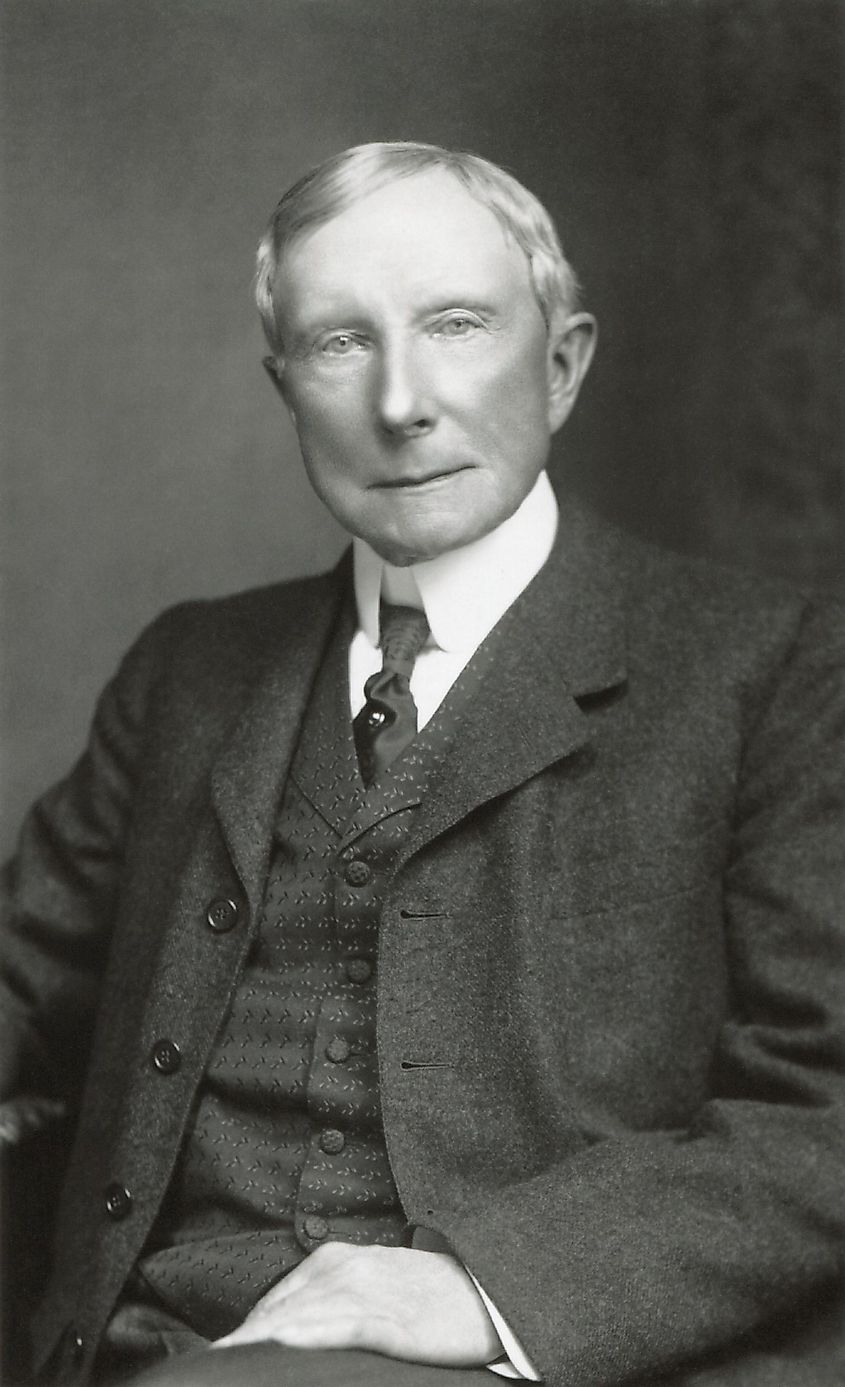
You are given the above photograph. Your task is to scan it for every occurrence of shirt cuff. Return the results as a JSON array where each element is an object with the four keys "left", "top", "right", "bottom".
[{"left": 468, "top": 1272, "right": 542, "bottom": 1381}]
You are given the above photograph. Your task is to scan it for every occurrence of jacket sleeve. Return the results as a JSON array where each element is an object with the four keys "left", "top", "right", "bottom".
[
  {"left": 0, "top": 613, "right": 175, "bottom": 1107},
  {"left": 435, "top": 594, "right": 845, "bottom": 1387}
]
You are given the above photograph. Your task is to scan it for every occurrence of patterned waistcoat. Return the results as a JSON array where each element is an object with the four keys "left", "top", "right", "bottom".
[{"left": 133, "top": 603, "right": 472, "bottom": 1339}]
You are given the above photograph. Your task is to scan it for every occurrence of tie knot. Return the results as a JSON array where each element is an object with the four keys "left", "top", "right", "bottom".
[{"left": 378, "top": 604, "right": 430, "bottom": 675}]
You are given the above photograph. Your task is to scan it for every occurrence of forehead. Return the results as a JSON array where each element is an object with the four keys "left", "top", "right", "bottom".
[{"left": 272, "top": 169, "right": 535, "bottom": 319}]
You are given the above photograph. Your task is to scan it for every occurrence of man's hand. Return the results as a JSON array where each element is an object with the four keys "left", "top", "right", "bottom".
[{"left": 212, "top": 1242, "right": 503, "bottom": 1367}]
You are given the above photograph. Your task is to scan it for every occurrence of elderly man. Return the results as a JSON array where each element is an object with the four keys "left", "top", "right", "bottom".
[{"left": 2, "top": 143, "right": 843, "bottom": 1387}]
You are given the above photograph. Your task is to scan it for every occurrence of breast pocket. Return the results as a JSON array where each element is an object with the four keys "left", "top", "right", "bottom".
[{"left": 546, "top": 821, "right": 727, "bottom": 920}]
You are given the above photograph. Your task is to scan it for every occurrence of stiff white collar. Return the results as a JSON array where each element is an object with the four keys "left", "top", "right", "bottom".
[{"left": 352, "top": 470, "right": 558, "bottom": 653}]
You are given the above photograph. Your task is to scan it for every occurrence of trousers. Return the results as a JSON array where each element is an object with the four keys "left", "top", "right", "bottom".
[
  {"left": 93, "top": 1301, "right": 492, "bottom": 1387},
  {"left": 129, "top": 1344, "right": 490, "bottom": 1387}
]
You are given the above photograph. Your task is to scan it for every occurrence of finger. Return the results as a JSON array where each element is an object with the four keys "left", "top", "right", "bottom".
[
  {"left": 213, "top": 1304, "right": 362, "bottom": 1352},
  {"left": 211, "top": 1262, "right": 334, "bottom": 1351},
  {"left": 212, "top": 1290, "right": 295, "bottom": 1349},
  {"left": 212, "top": 1326, "right": 265, "bottom": 1350}
]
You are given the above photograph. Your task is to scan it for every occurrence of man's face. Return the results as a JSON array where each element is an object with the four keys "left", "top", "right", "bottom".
[{"left": 270, "top": 170, "right": 588, "bottom": 565}]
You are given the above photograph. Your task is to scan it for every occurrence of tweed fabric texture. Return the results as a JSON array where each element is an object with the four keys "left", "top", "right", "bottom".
[{"left": 130, "top": 601, "right": 497, "bottom": 1341}]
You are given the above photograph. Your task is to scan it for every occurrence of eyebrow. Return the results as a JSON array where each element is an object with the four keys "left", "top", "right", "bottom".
[{"left": 419, "top": 298, "right": 501, "bottom": 317}]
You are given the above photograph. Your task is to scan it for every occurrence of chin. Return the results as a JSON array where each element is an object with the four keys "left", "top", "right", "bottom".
[
  {"left": 367, "top": 524, "right": 485, "bottom": 568},
  {"left": 363, "top": 534, "right": 436, "bottom": 567}
]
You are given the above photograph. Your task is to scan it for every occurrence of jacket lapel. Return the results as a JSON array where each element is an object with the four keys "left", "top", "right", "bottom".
[
  {"left": 404, "top": 498, "right": 630, "bottom": 856},
  {"left": 210, "top": 560, "right": 348, "bottom": 909}
]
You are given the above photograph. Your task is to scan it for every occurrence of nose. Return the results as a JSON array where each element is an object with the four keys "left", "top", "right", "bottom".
[{"left": 375, "top": 338, "right": 434, "bottom": 438}]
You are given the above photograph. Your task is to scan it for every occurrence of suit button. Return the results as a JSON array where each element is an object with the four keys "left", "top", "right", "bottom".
[
  {"left": 150, "top": 1039, "right": 181, "bottom": 1074},
  {"left": 344, "top": 859, "right": 371, "bottom": 887},
  {"left": 303, "top": 1214, "right": 328, "bottom": 1241},
  {"left": 206, "top": 898, "right": 239, "bottom": 932},
  {"left": 345, "top": 957, "right": 372, "bottom": 984},
  {"left": 319, "top": 1128, "right": 345, "bottom": 1155},
  {"left": 104, "top": 1182, "right": 133, "bottom": 1220},
  {"left": 325, "top": 1037, "right": 350, "bottom": 1063}
]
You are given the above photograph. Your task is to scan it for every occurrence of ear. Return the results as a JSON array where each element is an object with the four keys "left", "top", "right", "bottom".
[
  {"left": 546, "top": 313, "right": 597, "bottom": 434},
  {"left": 262, "top": 354, "right": 294, "bottom": 414}
]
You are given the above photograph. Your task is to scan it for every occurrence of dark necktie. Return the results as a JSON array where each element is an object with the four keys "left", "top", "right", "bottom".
[{"left": 353, "top": 604, "right": 431, "bottom": 786}]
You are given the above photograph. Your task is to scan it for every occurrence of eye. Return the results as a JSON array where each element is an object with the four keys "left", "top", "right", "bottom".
[
  {"left": 320, "top": 332, "right": 365, "bottom": 356},
  {"left": 436, "top": 315, "right": 480, "bottom": 337}
]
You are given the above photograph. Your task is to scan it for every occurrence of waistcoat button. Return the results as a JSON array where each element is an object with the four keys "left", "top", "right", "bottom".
[
  {"left": 303, "top": 1214, "right": 329, "bottom": 1241},
  {"left": 104, "top": 1182, "right": 133, "bottom": 1220},
  {"left": 319, "top": 1128, "right": 345, "bottom": 1155},
  {"left": 345, "top": 958, "right": 372, "bottom": 984},
  {"left": 151, "top": 1039, "right": 182, "bottom": 1074},
  {"left": 325, "top": 1037, "right": 351, "bottom": 1063},
  {"left": 206, "top": 898, "right": 239, "bottom": 932},
  {"left": 344, "top": 859, "right": 371, "bottom": 887}
]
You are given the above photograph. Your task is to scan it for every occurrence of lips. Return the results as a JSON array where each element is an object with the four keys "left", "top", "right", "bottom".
[{"left": 375, "top": 467, "right": 469, "bottom": 489}]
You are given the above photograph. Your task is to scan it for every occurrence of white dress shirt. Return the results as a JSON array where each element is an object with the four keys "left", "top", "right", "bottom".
[{"left": 348, "top": 470, "right": 557, "bottom": 1381}]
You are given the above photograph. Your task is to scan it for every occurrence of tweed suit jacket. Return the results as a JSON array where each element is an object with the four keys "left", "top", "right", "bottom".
[{"left": 2, "top": 499, "right": 844, "bottom": 1387}]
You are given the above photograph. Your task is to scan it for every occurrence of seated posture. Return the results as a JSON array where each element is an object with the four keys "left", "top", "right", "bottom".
[{"left": 2, "top": 142, "right": 844, "bottom": 1387}]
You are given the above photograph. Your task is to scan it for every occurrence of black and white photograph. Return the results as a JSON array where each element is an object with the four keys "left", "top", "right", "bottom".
[{"left": 1, "top": 3, "right": 842, "bottom": 1385}]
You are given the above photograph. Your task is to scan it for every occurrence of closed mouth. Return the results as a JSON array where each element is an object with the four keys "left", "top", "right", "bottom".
[{"left": 375, "top": 467, "right": 469, "bottom": 490}]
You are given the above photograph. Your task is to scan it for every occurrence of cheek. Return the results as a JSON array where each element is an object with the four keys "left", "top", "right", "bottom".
[
  {"left": 289, "top": 361, "right": 370, "bottom": 418},
  {"left": 464, "top": 365, "right": 550, "bottom": 460},
  {"left": 292, "top": 388, "right": 369, "bottom": 465},
  {"left": 455, "top": 338, "right": 549, "bottom": 424}
]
